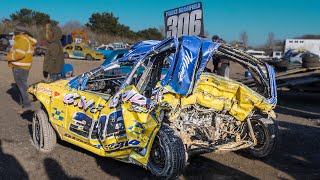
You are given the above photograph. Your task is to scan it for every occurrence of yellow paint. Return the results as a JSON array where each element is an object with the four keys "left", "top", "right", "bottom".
[
  {"left": 63, "top": 44, "right": 104, "bottom": 60},
  {"left": 160, "top": 73, "right": 275, "bottom": 121},
  {"left": 28, "top": 83, "right": 159, "bottom": 166}
]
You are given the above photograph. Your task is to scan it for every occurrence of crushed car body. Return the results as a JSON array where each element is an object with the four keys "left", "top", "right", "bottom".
[{"left": 29, "top": 36, "right": 278, "bottom": 179}]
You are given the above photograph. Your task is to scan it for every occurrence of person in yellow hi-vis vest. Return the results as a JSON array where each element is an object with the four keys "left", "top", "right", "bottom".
[{"left": 5, "top": 23, "right": 37, "bottom": 113}]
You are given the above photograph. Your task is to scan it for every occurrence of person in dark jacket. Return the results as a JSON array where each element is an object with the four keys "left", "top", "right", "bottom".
[
  {"left": 43, "top": 24, "right": 64, "bottom": 81},
  {"left": 212, "top": 35, "right": 230, "bottom": 78}
]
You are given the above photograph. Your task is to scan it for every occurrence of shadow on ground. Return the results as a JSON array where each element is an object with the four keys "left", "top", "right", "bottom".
[
  {"left": 6, "top": 83, "right": 22, "bottom": 106},
  {"left": 237, "top": 120, "right": 320, "bottom": 179},
  {"left": 58, "top": 140, "right": 257, "bottom": 180},
  {"left": 276, "top": 90, "right": 320, "bottom": 119},
  {"left": 0, "top": 140, "right": 29, "bottom": 179},
  {"left": 183, "top": 155, "right": 257, "bottom": 180},
  {"left": 44, "top": 158, "right": 83, "bottom": 180}
]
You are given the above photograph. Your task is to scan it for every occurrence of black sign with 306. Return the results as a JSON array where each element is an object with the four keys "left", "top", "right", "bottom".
[{"left": 164, "top": 2, "right": 204, "bottom": 38}]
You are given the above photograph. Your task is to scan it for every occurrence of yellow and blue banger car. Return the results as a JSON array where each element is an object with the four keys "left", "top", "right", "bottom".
[
  {"left": 63, "top": 43, "right": 104, "bottom": 60},
  {"left": 29, "top": 36, "right": 278, "bottom": 179}
]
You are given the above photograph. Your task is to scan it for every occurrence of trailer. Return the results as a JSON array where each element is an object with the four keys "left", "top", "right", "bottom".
[{"left": 285, "top": 39, "right": 320, "bottom": 56}]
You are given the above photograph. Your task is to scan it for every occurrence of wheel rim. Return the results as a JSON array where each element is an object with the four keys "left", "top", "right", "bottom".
[
  {"left": 150, "top": 136, "right": 166, "bottom": 171},
  {"left": 33, "top": 114, "right": 42, "bottom": 148},
  {"left": 252, "top": 122, "right": 266, "bottom": 149}
]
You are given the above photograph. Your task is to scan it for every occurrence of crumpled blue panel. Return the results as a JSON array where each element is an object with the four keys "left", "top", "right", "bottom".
[
  {"left": 161, "top": 36, "right": 205, "bottom": 95},
  {"left": 130, "top": 40, "right": 161, "bottom": 50},
  {"left": 265, "top": 64, "right": 277, "bottom": 105},
  {"left": 196, "top": 40, "right": 221, "bottom": 80},
  {"left": 118, "top": 40, "right": 161, "bottom": 62}
]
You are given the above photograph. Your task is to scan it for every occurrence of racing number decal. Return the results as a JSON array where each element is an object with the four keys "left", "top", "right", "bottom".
[
  {"left": 166, "top": 9, "right": 202, "bottom": 37},
  {"left": 69, "top": 112, "right": 95, "bottom": 139},
  {"left": 68, "top": 110, "right": 126, "bottom": 140},
  {"left": 165, "top": 2, "right": 204, "bottom": 37}
]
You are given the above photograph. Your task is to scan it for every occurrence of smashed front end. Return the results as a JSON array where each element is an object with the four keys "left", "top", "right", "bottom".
[{"left": 140, "top": 36, "right": 278, "bottom": 154}]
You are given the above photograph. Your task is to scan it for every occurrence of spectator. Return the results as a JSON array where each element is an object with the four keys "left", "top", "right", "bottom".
[
  {"left": 43, "top": 23, "right": 64, "bottom": 81},
  {"left": 5, "top": 22, "right": 37, "bottom": 113},
  {"left": 211, "top": 35, "right": 230, "bottom": 78},
  {"left": 61, "top": 63, "right": 74, "bottom": 78}
]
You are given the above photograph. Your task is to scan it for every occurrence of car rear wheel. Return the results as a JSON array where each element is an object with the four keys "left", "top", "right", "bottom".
[
  {"left": 32, "top": 109, "right": 57, "bottom": 152},
  {"left": 148, "top": 125, "right": 186, "bottom": 180},
  {"left": 64, "top": 52, "right": 69, "bottom": 58},
  {"left": 86, "top": 54, "right": 93, "bottom": 61}
]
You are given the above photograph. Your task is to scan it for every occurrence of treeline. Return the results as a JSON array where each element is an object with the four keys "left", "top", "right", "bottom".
[{"left": 0, "top": 8, "right": 163, "bottom": 45}]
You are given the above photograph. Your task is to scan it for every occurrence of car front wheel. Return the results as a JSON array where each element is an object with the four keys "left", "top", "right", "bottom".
[
  {"left": 248, "top": 115, "right": 278, "bottom": 157},
  {"left": 148, "top": 125, "right": 186, "bottom": 180},
  {"left": 32, "top": 109, "right": 57, "bottom": 152}
]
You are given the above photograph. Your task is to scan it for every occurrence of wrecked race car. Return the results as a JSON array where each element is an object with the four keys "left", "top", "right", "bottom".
[{"left": 28, "top": 36, "right": 278, "bottom": 179}]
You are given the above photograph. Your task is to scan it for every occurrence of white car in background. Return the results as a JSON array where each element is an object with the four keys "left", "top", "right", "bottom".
[
  {"left": 289, "top": 52, "right": 304, "bottom": 63},
  {"left": 246, "top": 49, "right": 271, "bottom": 60}
]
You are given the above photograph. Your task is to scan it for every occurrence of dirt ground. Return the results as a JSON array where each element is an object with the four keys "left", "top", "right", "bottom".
[{"left": 0, "top": 57, "right": 319, "bottom": 180}]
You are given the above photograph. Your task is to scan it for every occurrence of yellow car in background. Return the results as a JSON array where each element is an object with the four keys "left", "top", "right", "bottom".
[{"left": 63, "top": 44, "right": 104, "bottom": 60}]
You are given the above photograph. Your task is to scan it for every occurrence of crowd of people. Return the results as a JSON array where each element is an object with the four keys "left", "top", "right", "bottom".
[{"left": 1, "top": 22, "right": 74, "bottom": 114}]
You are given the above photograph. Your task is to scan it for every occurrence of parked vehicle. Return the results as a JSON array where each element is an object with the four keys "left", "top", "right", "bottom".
[
  {"left": 0, "top": 33, "right": 14, "bottom": 52},
  {"left": 95, "top": 44, "right": 114, "bottom": 59},
  {"left": 29, "top": 36, "right": 278, "bottom": 179},
  {"left": 272, "top": 51, "right": 283, "bottom": 59},
  {"left": 285, "top": 39, "right": 320, "bottom": 57},
  {"left": 246, "top": 49, "right": 270, "bottom": 60},
  {"left": 63, "top": 44, "right": 104, "bottom": 60},
  {"left": 284, "top": 49, "right": 306, "bottom": 64}
]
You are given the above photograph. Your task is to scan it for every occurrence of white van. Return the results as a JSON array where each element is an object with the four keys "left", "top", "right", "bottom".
[{"left": 246, "top": 49, "right": 270, "bottom": 60}]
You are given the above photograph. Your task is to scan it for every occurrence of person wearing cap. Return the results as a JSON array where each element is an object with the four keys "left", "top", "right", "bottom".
[
  {"left": 43, "top": 23, "right": 65, "bottom": 81},
  {"left": 5, "top": 22, "right": 37, "bottom": 113}
]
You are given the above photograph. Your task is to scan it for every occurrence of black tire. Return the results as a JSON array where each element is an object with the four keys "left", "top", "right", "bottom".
[
  {"left": 274, "top": 59, "right": 289, "bottom": 71},
  {"left": 248, "top": 115, "right": 278, "bottom": 157},
  {"left": 64, "top": 52, "right": 69, "bottom": 58},
  {"left": 302, "top": 54, "right": 319, "bottom": 63},
  {"left": 32, "top": 109, "right": 57, "bottom": 152},
  {"left": 148, "top": 125, "right": 186, "bottom": 179},
  {"left": 86, "top": 54, "right": 93, "bottom": 61},
  {"left": 302, "top": 62, "right": 320, "bottom": 68}
]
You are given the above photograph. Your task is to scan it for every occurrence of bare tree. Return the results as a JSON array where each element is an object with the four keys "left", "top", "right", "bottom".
[
  {"left": 266, "top": 32, "right": 275, "bottom": 50},
  {"left": 240, "top": 31, "right": 248, "bottom": 49}
]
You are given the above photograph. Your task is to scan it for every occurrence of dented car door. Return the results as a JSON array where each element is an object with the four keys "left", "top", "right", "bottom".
[{"left": 62, "top": 89, "right": 107, "bottom": 145}]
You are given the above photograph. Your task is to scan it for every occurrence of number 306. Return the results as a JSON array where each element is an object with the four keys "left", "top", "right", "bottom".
[{"left": 166, "top": 9, "right": 202, "bottom": 37}]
